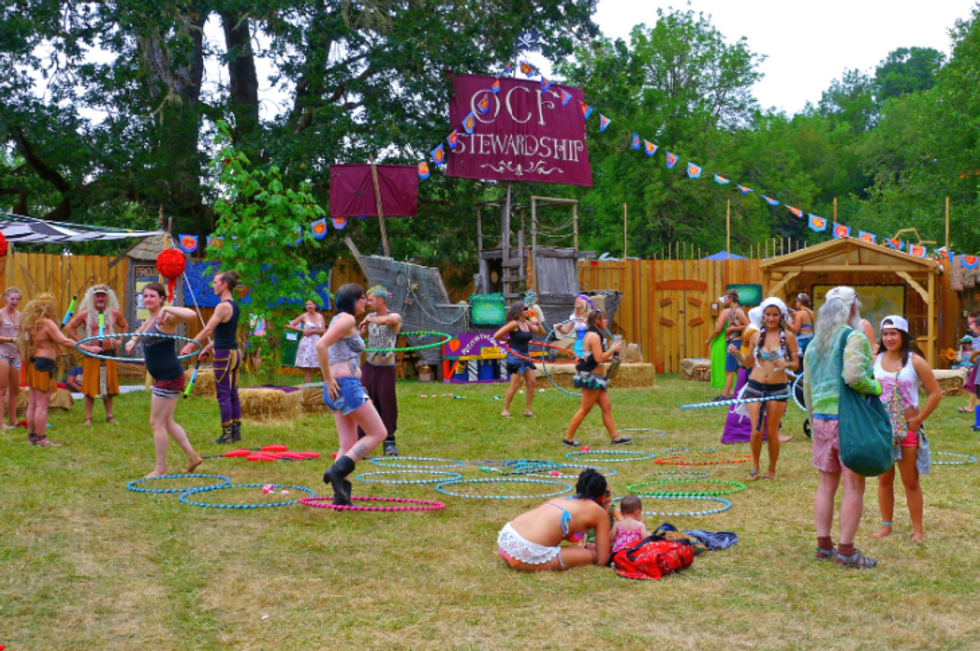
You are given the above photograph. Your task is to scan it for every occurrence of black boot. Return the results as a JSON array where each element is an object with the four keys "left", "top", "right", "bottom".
[
  {"left": 230, "top": 421, "right": 241, "bottom": 442},
  {"left": 213, "top": 424, "right": 234, "bottom": 445},
  {"left": 323, "top": 455, "right": 356, "bottom": 506}
]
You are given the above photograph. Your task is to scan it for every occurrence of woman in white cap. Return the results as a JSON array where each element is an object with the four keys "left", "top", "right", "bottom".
[
  {"left": 727, "top": 297, "right": 799, "bottom": 479},
  {"left": 871, "top": 315, "right": 942, "bottom": 542}
]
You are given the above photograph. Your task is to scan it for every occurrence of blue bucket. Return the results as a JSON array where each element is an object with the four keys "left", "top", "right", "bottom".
[{"left": 477, "top": 359, "right": 496, "bottom": 381}]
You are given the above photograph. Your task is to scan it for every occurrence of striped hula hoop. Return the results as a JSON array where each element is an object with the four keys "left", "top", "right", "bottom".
[{"left": 76, "top": 332, "right": 203, "bottom": 363}]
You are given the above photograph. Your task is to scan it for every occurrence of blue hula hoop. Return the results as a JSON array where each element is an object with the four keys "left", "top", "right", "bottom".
[
  {"left": 353, "top": 470, "right": 463, "bottom": 485},
  {"left": 127, "top": 473, "right": 231, "bottom": 494},
  {"left": 542, "top": 321, "right": 616, "bottom": 398},
  {"left": 369, "top": 456, "right": 466, "bottom": 470},
  {"left": 933, "top": 451, "right": 978, "bottom": 465},
  {"left": 524, "top": 462, "right": 619, "bottom": 479},
  {"left": 76, "top": 332, "right": 203, "bottom": 363},
  {"left": 434, "top": 477, "right": 572, "bottom": 500},
  {"left": 565, "top": 450, "right": 657, "bottom": 463},
  {"left": 179, "top": 483, "right": 316, "bottom": 509},
  {"left": 611, "top": 495, "right": 732, "bottom": 517}
]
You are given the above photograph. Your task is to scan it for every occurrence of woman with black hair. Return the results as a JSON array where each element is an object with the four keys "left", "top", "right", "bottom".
[
  {"left": 493, "top": 300, "right": 546, "bottom": 417},
  {"left": 790, "top": 293, "right": 815, "bottom": 361},
  {"left": 316, "top": 284, "right": 389, "bottom": 506},
  {"left": 497, "top": 469, "right": 612, "bottom": 571},
  {"left": 563, "top": 309, "right": 630, "bottom": 447},
  {"left": 871, "top": 315, "right": 942, "bottom": 542}
]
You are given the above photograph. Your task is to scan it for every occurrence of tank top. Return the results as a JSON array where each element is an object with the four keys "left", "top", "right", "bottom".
[
  {"left": 576, "top": 327, "right": 606, "bottom": 373},
  {"left": 213, "top": 299, "right": 240, "bottom": 349},
  {"left": 508, "top": 325, "right": 533, "bottom": 355},
  {"left": 0, "top": 309, "right": 19, "bottom": 359},
  {"left": 367, "top": 314, "right": 397, "bottom": 366},
  {"left": 327, "top": 313, "right": 366, "bottom": 374},
  {"left": 142, "top": 320, "right": 184, "bottom": 381},
  {"left": 874, "top": 353, "right": 920, "bottom": 410}
]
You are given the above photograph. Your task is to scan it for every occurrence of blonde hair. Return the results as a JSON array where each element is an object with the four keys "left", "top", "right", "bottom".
[
  {"left": 3, "top": 287, "right": 22, "bottom": 301},
  {"left": 18, "top": 293, "right": 59, "bottom": 360}
]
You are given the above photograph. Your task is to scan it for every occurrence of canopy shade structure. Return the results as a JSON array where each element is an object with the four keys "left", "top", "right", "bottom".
[
  {"left": 0, "top": 213, "right": 163, "bottom": 243},
  {"left": 702, "top": 251, "right": 746, "bottom": 261}
]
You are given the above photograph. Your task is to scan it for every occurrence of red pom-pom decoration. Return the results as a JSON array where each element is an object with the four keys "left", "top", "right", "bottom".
[
  {"left": 156, "top": 248, "right": 187, "bottom": 302},
  {"left": 0, "top": 231, "right": 7, "bottom": 258}
]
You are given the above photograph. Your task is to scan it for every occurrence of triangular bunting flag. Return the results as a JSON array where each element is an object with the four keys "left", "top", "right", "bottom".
[
  {"left": 713, "top": 174, "right": 730, "bottom": 185},
  {"left": 462, "top": 112, "right": 476, "bottom": 134},
  {"left": 581, "top": 104, "right": 593, "bottom": 120},
  {"left": 541, "top": 77, "right": 551, "bottom": 92},
  {"left": 787, "top": 206, "right": 803, "bottom": 218},
  {"left": 491, "top": 78, "right": 501, "bottom": 94},
  {"left": 505, "top": 61, "right": 513, "bottom": 74},
  {"left": 761, "top": 195, "right": 779, "bottom": 206},
  {"left": 477, "top": 94, "right": 490, "bottom": 115},
  {"left": 808, "top": 215, "right": 827, "bottom": 232},
  {"left": 832, "top": 223, "right": 851, "bottom": 239},
  {"left": 859, "top": 231, "right": 876, "bottom": 244},
  {"left": 417, "top": 161, "right": 430, "bottom": 180},
  {"left": 562, "top": 90, "right": 572, "bottom": 106},
  {"left": 644, "top": 140, "right": 658, "bottom": 156},
  {"left": 520, "top": 62, "right": 533, "bottom": 77},
  {"left": 431, "top": 144, "right": 446, "bottom": 167},
  {"left": 665, "top": 151, "right": 678, "bottom": 169},
  {"left": 737, "top": 185, "right": 753, "bottom": 195},
  {"left": 885, "top": 238, "right": 904, "bottom": 250},
  {"left": 178, "top": 234, "right": 198, "bottom": 253},
  {"left": 962, "top": 254, "right": 979, "bottom": 269},
  {"left": 686, "top": 162, "right": 702, "bottom": 178},
  {"left": 332, "top": 217, "right": 348, "bottom": 230},
  {"left": 207, "top": 236, "right": 223, "bottom": 249},
  {"left": 599, "top": 115, "right": 610, "bottom": 132},
  {"left": 312, "top": 218, "right": 328, "bottom": 239},
  {"left": 446, "top": 129, "right": 459, "bottom": 149},
  {"left": 631, "top": 134, "right": 641, "bottom": 150},
  {"left": 909, "top": 244, "right": 927, "bottom": 258}
]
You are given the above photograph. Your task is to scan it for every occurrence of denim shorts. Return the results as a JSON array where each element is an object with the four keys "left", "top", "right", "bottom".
[
  {"left": 322, "top": 376, "right": 370, "bottom": 416},
  {"left": 725, "top": 341, "right": 742, "bottom": 372},
  {"left": 506, "top": 354, "right": 536, "bottom": 377}
]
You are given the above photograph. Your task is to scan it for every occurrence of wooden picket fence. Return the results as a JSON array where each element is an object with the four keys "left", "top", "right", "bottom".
[{"left": 0, "top": 251, "right": 128, "bottom": 315}]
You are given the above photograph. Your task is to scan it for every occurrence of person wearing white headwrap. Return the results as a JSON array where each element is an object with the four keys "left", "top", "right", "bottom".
[{"left": 728, "top": 297, "right": 798, "bottom": 477}]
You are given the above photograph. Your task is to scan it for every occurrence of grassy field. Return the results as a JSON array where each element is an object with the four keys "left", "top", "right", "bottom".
[{"left": 3, "top": 374, "right": 980, "bottom": 651}]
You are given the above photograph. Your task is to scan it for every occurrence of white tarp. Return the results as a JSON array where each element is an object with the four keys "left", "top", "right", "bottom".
[{"left": 0, "top": 213, "right": 163, "bottom": 243}]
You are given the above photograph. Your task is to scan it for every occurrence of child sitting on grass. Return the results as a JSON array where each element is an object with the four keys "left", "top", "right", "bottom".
[{"left": 610, "top": 495, "right": 650, "bottom": 553}]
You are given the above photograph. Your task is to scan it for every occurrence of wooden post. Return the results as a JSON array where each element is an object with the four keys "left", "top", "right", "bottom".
[
  {"left": 946, "top": 196, "right": 950, "bottom": 251},
  {"left": 572, "top": 201, "right": 579, "bottom": 251},
  {"left": 476, "top": 207, "right": 482, "bottom": 257},
  {"left": 833, "top": 197, "right": 837, "bottom": 224},
  {"left": 368, "top": 156, "right": 391, "bottom": 257},
  {"left": 530, "top": 194, "right": 536, "bottom": 292},
  {"left": 726, "top": 199, "right": 731, "bottom": 260},
  {"left": 623, "top": 202, "right": 628, "bottom": 258}
]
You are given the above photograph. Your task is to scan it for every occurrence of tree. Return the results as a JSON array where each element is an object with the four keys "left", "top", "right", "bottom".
[{"left": 874, "top": 47, "right": 945, "bottom": 102}]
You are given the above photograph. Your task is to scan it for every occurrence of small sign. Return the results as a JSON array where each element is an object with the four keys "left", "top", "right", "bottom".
[
  {"left": 688, "top": 317, "right": 705, "bottom": 327},
  {"left": 660, "top": 317, "right": 675, "bottom": 327},
  {"left": 659, "top": 297, "right": 673, "bottom": 307}
]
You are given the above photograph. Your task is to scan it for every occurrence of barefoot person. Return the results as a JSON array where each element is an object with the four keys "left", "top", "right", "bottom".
[
  {"left": 789, "top": 293, "right": 815, "bottom": 365},
  {"left": 497, "top": 469, "right": 612, "bottom": 572},
  {"left": 181, "top": 270, "right": 241, "bottom": 444},
  {"left": 563, "top": 309, "right": 631, "bottom": 447},
  {"left": 64, "top": 284, "right": 128, "bottom": 425},
  {"left": 17, "top": 293, "right": 94, "bottom": 446},
  {"left": 0, "top": 287, "right": 23, "bottom": 430},
  {"left": 317, "top": 284, "right": 389, "bottom": 507},
  {"left": 357, "top": 286, "right": 402, "bottom": 456},
  {"left": 728, "top": 297, "right": 799, "bottom": 478},
  {"left": 804, "top": 286, "right": 883, "bottom": 569},
  {"left": 494, "top": 301, "right": 546, "bottom": 418},
  {"left": 125, "top": 283, "right": 202, "bottom": 477},
  {"left": 554, "top": 294, "right": 593, "bottom": 359},
  {"left": 871, "top": 316, "right": 942, "bottom": 543},
  {"left": 707, "top": 290, "right": 747, "bottom": 401},
  {"left": 288, "top": 300, "right": 325, "bottom": 384}
]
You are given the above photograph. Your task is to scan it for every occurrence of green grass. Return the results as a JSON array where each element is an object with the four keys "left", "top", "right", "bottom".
[{"left": 3, "top": 374, "right": 980, "bottom": 650}]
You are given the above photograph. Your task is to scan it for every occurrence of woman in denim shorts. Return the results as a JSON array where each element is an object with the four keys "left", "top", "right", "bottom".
[{"left": 317, "top": 284, "right": 389, "bottom": 507}]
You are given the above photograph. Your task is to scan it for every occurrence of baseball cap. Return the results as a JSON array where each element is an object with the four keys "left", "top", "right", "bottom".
[{"left": 880, "top": 315, "right": 909, "bottom": 334}]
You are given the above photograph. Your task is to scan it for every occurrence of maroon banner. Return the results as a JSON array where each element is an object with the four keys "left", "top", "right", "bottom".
[
  {"left": 446, "top": 74, "right": 592, "bottom": 187},
  {"left": 329, "top": 164, "right": 418, "bottom": 218}
]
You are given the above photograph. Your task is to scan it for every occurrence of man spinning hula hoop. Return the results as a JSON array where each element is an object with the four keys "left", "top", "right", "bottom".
[
  {"left": 357, "top": 285, "right": 402, "bottom": 457},
  {"left": 181, "top": 270, "right": 242, "bottom": 444}
]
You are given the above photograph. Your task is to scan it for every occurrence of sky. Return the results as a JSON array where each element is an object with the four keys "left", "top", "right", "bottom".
[{"left": 586, "top": 0, "right": 978, "bottom": 115}]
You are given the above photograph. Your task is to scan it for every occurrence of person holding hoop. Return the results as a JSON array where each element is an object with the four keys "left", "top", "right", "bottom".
[
  {"left": 493, "top": 300, "right": 546, "bottom": 418},
  {"left": 317, "top": 284, "right": 389, "bottom": 507},
  {"left": 357, "top": 285, "right": 402, "bottom": 456},
  {"left": 554, "top": 294, "right": 593, "bottom": 359},
  {"left": 288, "top": 299, "right": 325, "bottom": 384},
  {"left": 497, "top": 468, "right": 612, "bottom": 572},
  {"left": 562, "top": 309, "right": 630, "bottom": 447},
  {"left": 0, "top": 287, "right": 23, "bottom": 430},
  {"left": 125, "top": 282, "right": 203, "bottom": 478}
]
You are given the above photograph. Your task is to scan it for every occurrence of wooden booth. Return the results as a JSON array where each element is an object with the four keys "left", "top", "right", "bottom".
[{"left": 761, "top": 238, "right": 943, "bottom": 366}]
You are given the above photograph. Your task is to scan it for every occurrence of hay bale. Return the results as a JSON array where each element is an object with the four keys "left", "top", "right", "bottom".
[
  {"left": 16, "top": 387, "right": 73, "bottom": 417},
  {"left": 117, "top": 361, "right": 146, "bottom": 382},
  {"left": 681, "top": 358, "right": 711, "bottom": 382},
  {"left": 238, "top": 387, "right": 303, "bottom": 423},
  {"left": 535, "top": 363, "right": 655, "bottom": 389},
  {"left": 184, "top": 366, "right": 215, "bottom": 396},
  {"left": 301, "top": 386, "right": 330, "bottom": 414},
  {"left": 933, "top": 369, "right": 968, "bottom": 396}
]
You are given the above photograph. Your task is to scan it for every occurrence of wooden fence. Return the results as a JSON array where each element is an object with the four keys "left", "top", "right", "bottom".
[{"left": 0, "top": 251, "right": 128, "bottom": 315}]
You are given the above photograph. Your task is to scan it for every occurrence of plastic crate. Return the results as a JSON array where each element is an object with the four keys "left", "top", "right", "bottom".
[{"left": 469, "top": 293, "right": 507, "bottom": 326}]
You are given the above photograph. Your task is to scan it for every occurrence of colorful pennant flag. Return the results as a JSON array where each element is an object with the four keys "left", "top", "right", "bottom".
[
  {"left": 761, "top": 195, "right": 780, "bottom": 206},
  {"left": 463, "top": 112, "right": 476, "bottom": 134},
  {"left": 962, "top": 255, "right": 979, "bottom": 269},
  {"left": 665, "top": 151, "right": 678, "bottom": 169},
  {"left": 207, "top": 236, "right": 223, "bottom": 249},
  {"left": 631, "top": 134, "right": 641, "bottom": 150},
  {"left": 446, "top": 129, "right": 459, "bottom": 149},
  {"left": 491, "top": 78, "right": 501, "bottom": 94},
  {"left": 418, "top": 161, "right": 430, "bottom": 180},
  {"left": 808, "top": 215, "right": 827, "bottom": 232},
  {"left": 431, "top": 144, "right": 446, "bottom": 167},
  {"left": 909, "top": 244, "right": 927, "bottom": 258},
  {"left": 686, "top": 162, "right": 702, "bottom": 179},
  {"left": 581, "top": 104, "right": 594, "bottom": 120},
  {"left": 477, "top": 94, "right": 490, "bottom": 115},
  {"left": 562, "top": 90, "right": 572, "bottom": 106},
  {"left": 520, "top": 62, "right": 533, "bottom": 77},
  {"left": 737, "top": 185, "right": 753, "bottom": 195},
  {"left": 832, "top": 223, "right": 851, "bottom": 239},
  {"left": 311, "top": 218, "right": 328, "bottom": 239},
  {"left": 178, "top": 234, "right": 198, "bottom": 253},
  {"left": 541, "top": 77, "right": 551, "bottom": 92},
  {"left": 599, "top": 115, "right": 610, "bottom": 132},
  {"left": 858, "top": 231, "right": 876, "bottom": 244},
  {"left": 713, "top": 174, "right": 730, "bottom": 185},
  {"left": 644, "top": 140, "right": 658, "bottom": 157},
  {"left": 787, "top": 206, "right": 803, "bottom": 218},
  {"left": 885, "top": 237, "right": 904, "bottom": 250},
  {"left": 332, "top": 217, "right": 348, "bottom": 230},
  {"left": 505, "top": 61, "right": 513, "bottom": 74}
]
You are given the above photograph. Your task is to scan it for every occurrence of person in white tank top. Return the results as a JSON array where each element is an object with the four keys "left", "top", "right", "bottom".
[{"left": 870, "top": 315, "right": 942, "bottom": 543}]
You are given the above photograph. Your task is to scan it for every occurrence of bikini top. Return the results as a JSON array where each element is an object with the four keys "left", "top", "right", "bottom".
[
  {"left": 546, "top": 502, "right": 586, "bottom": 543},
  {"left": 756, "top": 346, "right": 787, "bottom": 369},
  {"left": 799, "top": 309, "right": 814, "bottom": 331}
]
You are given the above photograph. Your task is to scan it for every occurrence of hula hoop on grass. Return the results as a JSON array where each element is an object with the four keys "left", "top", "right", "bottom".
[
  {"left": 178, "top": 483, "right": 315, "bottom": 509},
  {"left": 75, "top": 332, "right": 203, "bottom": 363},
  {"left": 353, "top": 470, "right": 463, "bottom": 485},
  {"left": 627, "top": 478, "right": 747, "bottom": 498},
  {"left": 364, "top": 330, "right": 452, "bottom": 354},
  {"left": 933, "top": 451, "right": 978, "bottom": 465},
  {"left": 127, "top": 473, "right": 231, "bottom": 494},
  {"left": 434, "top": 477, "right": 573, "bottom": 500},
  {"left": 644, "top": 470, "right": 711, "bottom": 480},
  {"left": 369, "top": 456, "right": 466, "bottom": 470},
  {"left": 524, "top": 462, "right": 619, "bottom": 479},
  {"left": 655, "top": 453, "right": 752, "bottom": 466},
  {"left": 479, "top": 459, "right": 559, "bottom": 476},
  {"left": 620, "top": 428, "right": 667, "bottom": 440},
  {"left": 638, "top": 496, "right": 733, "bottom": 517},
  {"left": 663, "top": 447, "right": 717, "bottom": 455},
  {"left": 300, "top": 495, "right": 446, "bottom": 512},
  {"left": 565, "top": 450, "right": 657, "bottom": 463}
]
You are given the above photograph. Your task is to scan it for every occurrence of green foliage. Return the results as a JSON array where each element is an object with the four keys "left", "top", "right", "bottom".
[{"left": 208, "top": 120, "right": 327, "bottom": 382}]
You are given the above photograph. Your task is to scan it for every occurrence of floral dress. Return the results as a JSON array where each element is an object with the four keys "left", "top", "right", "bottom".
[{"left": 294, "top": 317, "right": 322, "bottom": 368}]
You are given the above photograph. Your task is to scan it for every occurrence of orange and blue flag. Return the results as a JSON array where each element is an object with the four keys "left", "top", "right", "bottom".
[
  {"left": 520, "top": 62, "right": 533, "bottom": 77},
  {"left": 332, "top": 218, "right": 347, "bottom": 230},
  {"left": 562, "top": 90, "right": 572, "bottom": 106},
  {"left": 737, "top": 185, "right": 753, "bottom": 194},
  {"left": 665, "top": 151, "right": 678, "bottom": 169},
  {"left": 541, "top": 77, "right": 551, "bottom": 92},
  {"left": 644, "top": 140, "right": 657, "bottom": 156},
  {"left": 713, "top": 174, "right": 729, "bottom": 184},
  {"left": 581, "top": 103, "right": 593, "bottom": 120},
  {"left": 478, "top": 94, "right": 490, "bottom": 114},
  {"left": 808, "top": 214, "right": 826, "bottom": 231},
  {"left": 962, "top": 255, "right": 979, "bottom": 269},
  {"left": 762, "top": 195, "right": 779, "bottom": 206},
  {"left": 207, "top": 236, "right": 223, "bottom": 249},
  {"left": 885, "top": 237, "right": 904, "bottom": 250},
  {"left": 418, "top": 161, "right": 430, "bottom": 180},
  {"left": 599, "top": 115, "right": 610, "bottom": 132},
  {"left": 832, "top": 223, "right": 851, "bottom": 239},
  {"left": 491, "top": 78, "right": 501, "bottom": 94},
  {"left": 463, "top": 112, "right": 476, "bottom": 134},
  {"left": 631, "top": 134, "right": 641, "bottom": 150},
  {"left": 505, "top": 61, "right": 514, "bottom": 74},
  {"left": 909, "top": 244, "right": 927, "bottom": 258},
  {"left": 787, "top": 206, "right": 803, "bottom": 218},
  {"left": 178, "top": 234, "right": 198, "bottom": 253},
  {"left": 446, "top": 129, "right": 459, "bottom": 149},
  {"left": 432, "top": 144, "right": 446, "bottom": 167},
  {"left": 686, "top": 162, "right": 702, "bottom": 178},
  {"left": 859, "top": 231, "right": 876, "bottom": 244},
  {"left": 312, "top": 218, "right": 328, "bottom": 239}
]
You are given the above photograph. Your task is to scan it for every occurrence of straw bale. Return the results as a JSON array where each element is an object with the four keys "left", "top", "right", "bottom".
[
  {"left": 17, "top": 387, "right": 74, "bottom": 417},
  {"left": 680, "top": 358, "right": 711, "bottom": 382},
  {"left": 184, "top": 366, "right": 215, "bottom": 396},
  {"left": 116, "top": 361, "right": 146, "bottom": 382},
  {"left": 535, "top": 363, "right": 655, "bottom": 389},
  {"left": 933, "top": 368, "right": 968, "bottom": 397},
  {"left": 301, "top": 387, "right": 330, "bottom": 414},
  {"left": 238, "top": 388, "right": 303, "bottom": 423}
]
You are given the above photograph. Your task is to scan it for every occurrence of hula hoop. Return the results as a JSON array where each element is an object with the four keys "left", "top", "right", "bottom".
[
  {"left": 501, "top": 342, "right": 581, "bottom": 365},
  {"left": 434, "top": 477, "right": 573, "bottom": 500},
  {"left": 300, "top": 495, "right": 446, "bottom": 512},
  {"left": 933, "top": 451, "right": 978, "bottom": 465},
  {"left": 621, "top": 428, "right": 668, "bottom": 440},
  {"left": 368, "top": 456, "right": 466, "bottom": 470},
  {"left": 541, "top": 360, "right": 581, "bottom": 397},
  {"left": 76, "top": 332, "right": 203, "bottom": 363},
  {"left": 364, "top": 330, "right": 452, "bottom": 354},
  {"left": 663, "top": 447, "right": 717, "bottom": 455},
  {"left": 791, "top": 372, "right": 807, "bottom": 412},
  {"left": 565, "top": 450, "right": 657, "bottom": 463},
  {"left": 636, "top": 496, "right": 733, "bottom": 517},
  {"left": 680, "top": 393, "right": 791, "bottom": 410},
  {"left": 178, "top": 483, "right": 315, "bottom": 509},
  {"left": 479, "top": 459, "right": 559, "bottom": 476},
  {"left": 627, "top": 478, "right": 747, "bottom": 498},
  {"left": 353, "top": 470, "right": 463, "bottom": 485},
  {"left": 655, "top": 453, "right": 752, "bottom": 466},
  {"left": 524, "top": 462, "right": 619, "bottom": 479},
  {"left": 127, "top": 473, "right": 231, "bottom": 494},
  {"left": 644, "top": 470, "right": 711, "bottom": 480}
]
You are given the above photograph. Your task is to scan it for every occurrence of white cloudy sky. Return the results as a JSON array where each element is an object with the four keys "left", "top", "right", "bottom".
[{"left": 586, "top": 0, "right": 977, "bottom": 114}]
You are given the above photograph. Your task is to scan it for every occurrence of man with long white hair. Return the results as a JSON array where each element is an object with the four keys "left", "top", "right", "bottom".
[{"left": 803, "top": 286, "right": 882, "bottom": 569}]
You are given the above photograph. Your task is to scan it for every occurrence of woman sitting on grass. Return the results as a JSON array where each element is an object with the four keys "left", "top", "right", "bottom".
[
  {"left": 493, "top": 300, "right": 546, "bottom": 418},
  {"left": 497, "top": 469, "right": 611, "bottom": 572}
]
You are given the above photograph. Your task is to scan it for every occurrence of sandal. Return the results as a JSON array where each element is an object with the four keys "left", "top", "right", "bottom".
[
  {"left": 834, "top": 550, "right": 877, "bottom": 569},
  {"left": 747, "top": 471, "right": 761, "bottom": 481},
  {"left": 815, "top": 546, "right": 836, "bottom": 561},
  {"left": 106, "top": 416, "right": 118, "bottom": 424},
  {"left": 957, "top": 406, "right": 971, "bottom": 414},
  {"left": 562, "top": 438, "right": 580, "bottom": 447},
  {"left": 27, "top": 432, "right": 41, "bottom": 445},
  {"left": 34, "top": 436, "right": 61, "bottom": 447}
]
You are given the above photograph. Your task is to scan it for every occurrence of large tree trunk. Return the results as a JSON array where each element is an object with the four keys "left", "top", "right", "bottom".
[{"left": 221, "top": 12, "right": 260, "bottom": 143}]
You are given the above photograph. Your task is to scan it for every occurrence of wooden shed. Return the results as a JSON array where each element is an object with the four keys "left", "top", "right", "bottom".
[{"left": 761, "top": 238, "right": 943, "bottom": 365}]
